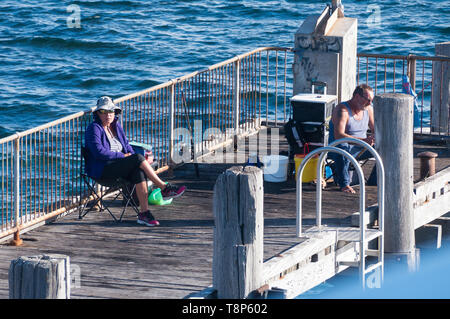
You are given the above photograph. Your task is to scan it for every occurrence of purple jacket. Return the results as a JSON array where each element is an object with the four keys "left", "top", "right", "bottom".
[{"left": 85, "top": 115, "right": 134, "bottom": 179}]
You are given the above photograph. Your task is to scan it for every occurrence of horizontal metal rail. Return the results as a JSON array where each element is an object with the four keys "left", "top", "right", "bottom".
[{"left": 358, "top": 53, "right": 450, "bottom": 62}]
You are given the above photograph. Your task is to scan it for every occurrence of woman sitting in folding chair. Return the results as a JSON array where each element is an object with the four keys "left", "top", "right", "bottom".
[{"left": 85, "top": 96, "right": 186, "bottom": 226}]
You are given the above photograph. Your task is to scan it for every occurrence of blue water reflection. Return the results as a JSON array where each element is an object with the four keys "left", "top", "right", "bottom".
[{"left": 298, "top": 238, "right": 450, "bottom": 299}]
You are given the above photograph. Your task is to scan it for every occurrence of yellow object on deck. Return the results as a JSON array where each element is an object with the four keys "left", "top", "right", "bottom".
[{"left": 294, "top": 154, "right": 319, "bottom": 182}]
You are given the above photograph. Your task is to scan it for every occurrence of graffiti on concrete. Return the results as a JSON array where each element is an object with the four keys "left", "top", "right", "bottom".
[{"left": 295, "top": 35, "right": 342, "bottom": 53}]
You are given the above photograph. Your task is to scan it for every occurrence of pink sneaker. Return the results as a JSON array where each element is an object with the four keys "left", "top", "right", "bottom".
[
  {"left": 161, "top": 183, "right": 186, "bottom": 200},
  {"left": 137, "top": 211, "right": 159, "bottom": 227}
]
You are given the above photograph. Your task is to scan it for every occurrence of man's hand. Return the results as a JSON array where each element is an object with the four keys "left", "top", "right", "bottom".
[
  {"left": 124, "top": 153, "right": 132, "bottom": 157},
  {"left": 364, "top": 135, "right": 375, "bottom": 146}
]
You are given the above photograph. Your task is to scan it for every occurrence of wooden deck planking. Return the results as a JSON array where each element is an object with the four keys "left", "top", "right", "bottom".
[{"left": 0, "top": 128, "right": 448, "bottom": 299}]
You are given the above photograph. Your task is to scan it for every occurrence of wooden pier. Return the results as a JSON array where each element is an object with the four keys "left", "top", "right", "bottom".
[{"left": 0, "top": 128, "right": 448, "bottom": 299}]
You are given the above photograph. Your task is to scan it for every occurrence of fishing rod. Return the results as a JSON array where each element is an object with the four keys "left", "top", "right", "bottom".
[{"left": 180, "top": 89, "right": 200, "bottom": 178}]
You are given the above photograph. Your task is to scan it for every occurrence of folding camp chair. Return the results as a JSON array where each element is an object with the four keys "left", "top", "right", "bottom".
[{"left": 78, "top": 146, "right": 140, "bottom": 222}]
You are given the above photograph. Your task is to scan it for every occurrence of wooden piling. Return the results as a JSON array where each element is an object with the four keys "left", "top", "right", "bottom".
[
  {"left": 212, "top": 166, "right": 264, "bottom": 299},
  {"left": 431, "top": 42, "right": 450, "bottom": 133},
  {"left": 9, "top": 254, "right": 70, "bottom": 299},
  {"left": 373, "top": 93, "right": 415, "bottom": 254}
]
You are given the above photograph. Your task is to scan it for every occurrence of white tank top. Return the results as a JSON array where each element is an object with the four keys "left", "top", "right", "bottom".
[
  {"left": 343, "top": 101, "right": 369, "bottom": 139},
  {"left": 328, "top": 101, "right": 369, "bottom": 143}
]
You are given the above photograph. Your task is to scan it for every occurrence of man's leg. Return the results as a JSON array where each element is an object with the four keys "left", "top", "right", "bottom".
[
  {"left": 334, "top": 154, "right": 354, "bottom": 193},
  {"left": 351, "top": 147, "right": 377, "bottom": 186},
  {"left": 332, "top": 144, "right": 355, "bottom": 193}
]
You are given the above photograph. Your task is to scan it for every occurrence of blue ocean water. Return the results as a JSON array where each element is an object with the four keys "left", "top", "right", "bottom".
[
  {"left": 297, "top": 236, "right": 450, "bottom": 299},
  {"left": 0, "top": 0, "right": 448, "bottom": 138}
]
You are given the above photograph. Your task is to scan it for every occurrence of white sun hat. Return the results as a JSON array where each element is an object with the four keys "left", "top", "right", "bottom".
[{"left": 94, "top": 96, "right": 122, "bottom": 114}]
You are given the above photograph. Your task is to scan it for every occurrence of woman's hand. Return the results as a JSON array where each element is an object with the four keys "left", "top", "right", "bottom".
[
  {"left": 145, "top": 150, "right": 154, "bottom": 164},
  {"left": 124, "top": 153, "right": 132, "bottom": 157}
]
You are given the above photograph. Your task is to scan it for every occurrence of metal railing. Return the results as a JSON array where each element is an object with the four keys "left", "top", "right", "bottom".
[
  {"left": 1, "top": 47, "right": 448, "bottom": 241},
  {"left": 0, "top": 47, "right": 293, "bottom": 241},
  {"left": 357, "top": 53, "right": 450, "bottom": 136},
  {"left": 0, "top": 112, "right": 89, "bottom": 240}
]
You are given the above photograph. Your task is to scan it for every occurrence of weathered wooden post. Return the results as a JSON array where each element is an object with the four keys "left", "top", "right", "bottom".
[
  {"left": 373, "top": 93, "right": 415, "bottom": 255},
  {"left": 9, "top": 254, "right": 70, "bottom": 299},
  {"left": 431, "top": 42, "right": 449, "bottom": 133},
  {"left": 213, "top": 166, "right": 263, "bottom": 299}
]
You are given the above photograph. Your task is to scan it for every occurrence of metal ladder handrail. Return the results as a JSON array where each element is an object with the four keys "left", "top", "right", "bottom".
[
  {"left": 323, "top": 138, "right": 385, "bottom": 282},
  {"left": 296, "top": 138, "right": 385, "bottom": 288},
  {"left": 296, "top": 146, "right": 365, "bottom": 237}
]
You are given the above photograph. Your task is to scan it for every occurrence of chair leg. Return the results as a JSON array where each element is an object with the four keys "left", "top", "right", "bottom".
[
  {"left": 99, "top": 188, "right": 127, "bottom": 222},
  {"left": 79, "top": 179, "right": 122, "bottom": 222},
  {"left": 79, "top": 175, "right": 142, "bottom": 223},
  {"left": 118, "top": 184, "right": 140, "bottom": 222},
  {"left": 79, "top": 178, "right": 104, "bottom": 219}
]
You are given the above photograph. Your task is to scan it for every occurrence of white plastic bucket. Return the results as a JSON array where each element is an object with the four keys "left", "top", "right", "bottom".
[{"left": 262, "top": 155, "right": 289, "bottom": 182}]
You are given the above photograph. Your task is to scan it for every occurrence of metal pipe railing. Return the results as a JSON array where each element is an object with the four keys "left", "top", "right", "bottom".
[
  {"left": 296, "top": 146, "right": 366, "bottom": 238},
  {"left": 1, "top": 47, "right": 447, "bottom": 241},
  {"left": 357, "top": 53, "right": 450, "bottom": 136},
  {"left": 0, "top": 47, "right": 292, "bottom": 241}
]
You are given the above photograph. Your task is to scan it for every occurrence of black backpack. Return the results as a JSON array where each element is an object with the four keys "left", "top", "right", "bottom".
[{"left": 284, "top": 119, "right": 307, "bottom": 155}]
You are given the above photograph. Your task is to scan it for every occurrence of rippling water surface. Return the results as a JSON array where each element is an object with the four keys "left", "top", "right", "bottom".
[{"left": 0, "top": 0, "right": 448, "bottom": 137}]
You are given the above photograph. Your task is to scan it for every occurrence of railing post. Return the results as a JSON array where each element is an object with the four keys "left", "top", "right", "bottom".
[
  {"left": 431, "top": 42, "right": 450, "bottom": 134},
  {"left": 11, "top": 137, "right": 22, "bottom": 246},
  {"left": 408, "top": 55, "right": 417, "bottom": 91},
  {"left": 233, "top": 60, "right": 240, "bottom": 149},
  {"left": 169, "top": 81, "right": 175, "bottom": 165}
]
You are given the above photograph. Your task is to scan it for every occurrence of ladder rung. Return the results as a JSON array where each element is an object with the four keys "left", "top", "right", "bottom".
[
  {"left": 364, "top": 262, "right": 383, "bottom": 275},
  {"left": 339, "top": 261, "right": 359, "bottom": 268},
  {"left": 365, "top": 230, "right": 383, "bottom": 240},
  {"left": 339, "top": 260, "right": 384, "bottom": 273},
  {"left": 365, "top": 249, "right": 380, "bottom": 257}
]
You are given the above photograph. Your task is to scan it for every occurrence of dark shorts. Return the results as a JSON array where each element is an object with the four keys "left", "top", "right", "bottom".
[{"left": 100, "top": 153, "right": 147, "bottom": 185}]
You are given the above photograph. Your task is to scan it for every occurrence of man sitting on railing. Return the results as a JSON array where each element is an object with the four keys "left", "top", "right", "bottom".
[
  {"left": 328, "top": 84, "right": 376, "bottom": 194},
  {"left": 85, "top": 96, "right": 186, "bottom": 226}
]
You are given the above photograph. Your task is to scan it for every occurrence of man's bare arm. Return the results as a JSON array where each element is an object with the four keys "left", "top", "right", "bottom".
[{"left": 332, "top": 104, "right": 350, "bottom": 140}]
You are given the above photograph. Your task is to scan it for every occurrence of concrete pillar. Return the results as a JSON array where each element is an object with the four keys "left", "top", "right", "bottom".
[
  {"left": 431, "top": 42, "right": 450, "bottom": 133},
  {"left": 293, "top": 5, "right": 357, "bottom": 102}
]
